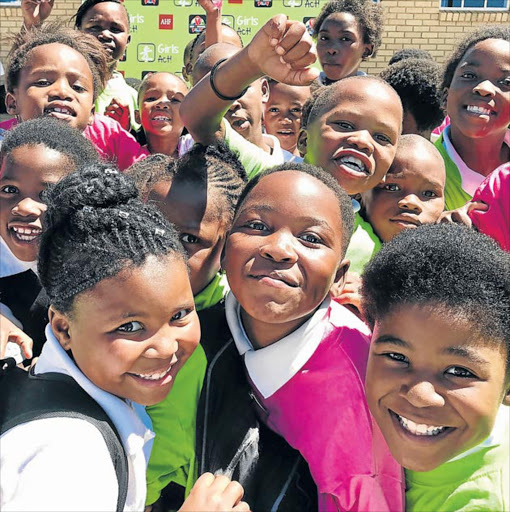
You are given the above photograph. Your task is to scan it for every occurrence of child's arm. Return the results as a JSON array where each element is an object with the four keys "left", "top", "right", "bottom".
[
  {"left": 21, "top": 0, "right": 55, "bottom": 30},
  {"left": 198, "top": 0, "right": 223, "bottom": 49},
  {"left": 180, "top": 14, "right": 318, "bottom": 146},
  {"left": 179, "top": 473, "right": 250, "bottom": 511}
]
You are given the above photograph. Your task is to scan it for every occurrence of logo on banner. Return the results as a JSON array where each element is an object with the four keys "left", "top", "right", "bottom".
[
  {"left": 303, "top": 17, "right": 315, "bottom": 35},
  {"left": 159, "top": 14, "right": 174, "bottom": 29},
  {"left": 174, "top": 0, "right": 192, "bottom": 5},
  {"left": 189, "top": 14, "right": 206, "bottom": 34},
  {"left": 137, "top": 43, "right": 155, "bottom": 62},
  {"left": 221, "top": 15, "right": 235, "bottom": 28},
  {"left": 283, "top": 0, "right": 302, "bottom": 6},
  {"left": 141, "top": 0, "right": 158, "bottom": 5},
  {"left": 254, "top": 0, "right": 272, "bottom": 6}
]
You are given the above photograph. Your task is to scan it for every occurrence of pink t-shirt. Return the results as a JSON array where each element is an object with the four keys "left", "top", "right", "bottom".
[
  {"left": 0, "top": 115, "right": 148, "bottom": 171},
  {"left": 469, "top": 163, "right": 510, "bottom": 252}
]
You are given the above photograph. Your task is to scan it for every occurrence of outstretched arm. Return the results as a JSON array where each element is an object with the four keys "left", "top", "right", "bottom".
[
  {"left": 21, "top": 0, "right": 55, "bottom": 29},
  {"left": 180, "top": 14, "right": 318, "bottom": 145},
  {"left": 198, "top": 0, "right": 223, "bottom": 49}
]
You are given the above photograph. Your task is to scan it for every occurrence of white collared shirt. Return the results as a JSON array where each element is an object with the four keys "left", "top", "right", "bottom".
[
  {"left": 442, "top": 126, "right": 510, "bottom": 196},
  {"left": 0, "top": 236, "right": 36, "bottom": 278},
  {"left": 0, "top": 325, "right": 155, "bottom": 511},
  {"left": 225, "top": 292, "right": 334, "bottom": 399}
]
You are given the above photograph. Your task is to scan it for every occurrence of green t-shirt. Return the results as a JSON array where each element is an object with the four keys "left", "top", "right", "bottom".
[
  {"left": 145, "top": 273, "right": 229, "bottom": 506},
  {"left": 344, "top": 212, "right": 382, "bottom": 276},
  {"left": 406, "top": 409, "right": 509, "bottom": 512}
]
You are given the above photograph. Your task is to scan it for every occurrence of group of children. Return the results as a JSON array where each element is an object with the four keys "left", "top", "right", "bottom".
[{"left": 0, "top": 0, "right": 509, "bottom": 511}]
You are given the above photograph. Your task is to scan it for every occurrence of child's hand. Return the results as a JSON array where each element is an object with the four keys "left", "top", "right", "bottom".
[
  {"left": 247, "top": 15, "right": 319, "bottom": 86},
  {"left": 21, "top": 0, "right": 55, "bottom": 29},
  {"left": 438, "top": 200, "right": 488, "bottom": 227},
  {"left": 179, "top": 473, "right": 250, "bottom": 512},
  {"left": 198, "top": 0, "right": 222, "bottom": 14},
  {"left": 0, "top": 314, "right": 33, "bottom": 360},
  {"left": 331, "top": 272, "right": 364, "bottom": 317},
  {"left": 104, "top": 98, "right": 131, "bottom": 132}
]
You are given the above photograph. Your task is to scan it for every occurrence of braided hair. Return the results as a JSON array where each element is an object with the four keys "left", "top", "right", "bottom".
[{"left": 38, "top": 163, "right": 186, "bottom": 313}]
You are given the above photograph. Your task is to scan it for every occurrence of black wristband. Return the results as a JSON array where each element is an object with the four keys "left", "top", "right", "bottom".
[{"left": 209, "top": 58, "right": 248, "bottom": 101}]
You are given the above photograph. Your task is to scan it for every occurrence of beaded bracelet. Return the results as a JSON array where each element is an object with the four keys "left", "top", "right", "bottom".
[{"left": 209, "top": 58, "right": 248, "bottom": 101}]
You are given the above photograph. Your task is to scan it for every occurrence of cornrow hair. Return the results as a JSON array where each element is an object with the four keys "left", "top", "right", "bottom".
[
  {"left": 0, "top": 117, "right": 98, "bottom": 170},
  {"left": 442, "top": 25, "right": 510, "bottom": 91},
  {"left": 173, "top": 142, "right": 248, "bottom": 224},
  {"left": 38, "top": 163, "right": 186, "bottom": 313},
  {"left": 73, "top": 0, "right": 130, "bottom": 29},
  {"left": 313, "top": 0, "right": 384, "bottom": 58},
  {"left": 126, "top": 153, "right": 175, "bottom": 200},
  {"left": 6, "top": 23, "right": 109, "bottom": 101},
  {"left": 234, "top": 162, "right": 354, "bottom": 257},
  {"left": 361, "top": 224, "right": 510, "bottom": 365}
]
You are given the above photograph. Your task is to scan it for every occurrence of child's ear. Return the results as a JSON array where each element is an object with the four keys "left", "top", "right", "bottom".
[
  {"left": 48, "top": 306, "right": 72, "bottom": 351},
  {"left": 126, "top": 34, "right": 132, "bottom": 47},
  {"left": 261, "top": 78, "right": 270, "bottom": 104},
  {"left": 362, "top": 44, "right": 374, "bottom": 60},
  {"left": 297, "top": 128, "right": 308, "bottom": 157},
  {"left": 5, "top": 92, "right": 18, "bottom": 116},
  {"left": 333, "top": 259, "right": 350, "bottom": 289},
  {"left": 88, "top": 104, "right": 95, "bottom": 126},
  {"left": 502, "top": 379, "right": 510, "bottom": 407},
  {"left": 134, "top": 109, "right": 141, "bottom": 125}
]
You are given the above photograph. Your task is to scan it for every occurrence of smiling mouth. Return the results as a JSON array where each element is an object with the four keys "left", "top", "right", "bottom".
[
  {"left": 130, "top": 359, "right": 177, "bottom": 381},
  {"left": 335, "top": 155, "right": 370, "bottom": 176},
  {"left": 44, "top": 106, "right": 76, "bottom": 118},
  {"left": 465, "top": 105, "right": 493, "bottom": 117},
  {"left": 231, "top": 118, "right": 250, "bottom": 130},
  {"left": 277, "top": 129, "right": 295, "bottom": 136},
  {"left": 250, "top": 273, "right": 298, "bottom": 288},
  {"left": 390, "top": 217, "right": 420, "bottom": 227},
  {"left": 10, "top": 226, "right": 42, "bottom": 243},
  {"left": 391, "top": 410, "right": 452, "bottom": 437},
  {"left": 152, "top": 114, "right": 172, "bottom": 122}
]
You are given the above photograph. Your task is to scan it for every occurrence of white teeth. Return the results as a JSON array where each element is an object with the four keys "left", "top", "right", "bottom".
[
  {"left": 47, "top": 106, "right": 73, "bottom": 115},
  {"left": 133, "top": 363, "right": 173, "bottom": 381},
  {"left": 12, "top": 226, "right": 42, "bottom": 241},
  {"left": 338, "top": 155, "right": 367, "bottom": 173},
  {"left": 466, "top": 105, "right": 491, "bottom": 116},
  {"left": 153, "top": 115, "right": 171, "bottom": 121},
  {"left": 397, "top": 414, "right": 447, "bottom": 436}
]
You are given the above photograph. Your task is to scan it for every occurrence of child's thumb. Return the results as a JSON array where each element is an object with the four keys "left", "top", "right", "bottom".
[{"left": 267, "top": 14, "right": 289, "bottom": 48}]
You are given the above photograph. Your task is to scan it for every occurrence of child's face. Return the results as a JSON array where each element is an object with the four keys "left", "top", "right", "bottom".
[
  {"left": 223, "top": 171, "right": 347, "bottom": 347},
  {"left": 148, "top": 180, "right": 227, "bottom": 296},
  {"left": 263, "top": 83, "right": 311, "bottom": 154},
  {"left": 361, "top": 143, "right": 445, "bottom": 243},
  {"left": 52, "top": 254, "right": 200, "bottom": 406},
  {"left": 0, "top": 145, "right": 70, "bottom": 262},
  {"left": 6, "top": 44, "right": 95, "bottom": 132},
  {"left": 137, "top": 74, "right": 188, "bottom": 140},
  {"left": 316, "top": 12, "right": 372, "bottom": 82},
  {"left": 79, "top": 2, "right": 131, "bottom": 62},
  {"left": 445, "top": 38, "right": 510, "bottom": 141},
  {"left": 302, "top": 79, "right": 402, "bottom": 196},
  {"left": 225, "top": 79, "right": 267, "bottom": 145},
  {"left": 366, "top": 305, "right": 510, "bottom": 472}
]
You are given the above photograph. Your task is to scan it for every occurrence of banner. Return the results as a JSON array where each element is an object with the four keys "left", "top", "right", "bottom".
[{"left": 118, "top": 0, "right": 328, "bottom": 79}]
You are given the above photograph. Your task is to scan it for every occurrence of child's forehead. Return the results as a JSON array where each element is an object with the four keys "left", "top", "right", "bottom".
[
  {"left": 144, "top": 73, "right": 187, "bottom": 92},
  {"left": 83, "top": 1, "right": 129, "bottom": 24}
]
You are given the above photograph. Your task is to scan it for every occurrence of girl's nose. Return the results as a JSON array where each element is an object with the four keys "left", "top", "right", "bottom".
[
  {"left": 259, "top": 231, "right": 298, "bottom": 263},
  {"left": 473, "top": 79, "right": 496, "bottom": 97},
  {"left": 402, "top": 380, "right": 445, "bottom": 408},
  {"left": 12, "top": 197, "right": 46, "bottom": 218},
  {"left": 398, "top": 194, "right": 422, "bottom": 213}
]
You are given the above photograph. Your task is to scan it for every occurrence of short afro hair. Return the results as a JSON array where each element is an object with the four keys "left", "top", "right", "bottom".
[
  {"left": 313, "top": 0, "right": 384, "bottom": 58},
  {"left": 381, "top": 58, "right": 444, "bottom": 134},
  {"left": 388, "top": 48, "right": 434, "bottom": 66},
  {"left": 235, "top": 162, "right": 354, "bottom": 257},
  {"left": 0, "top": 117, "right": 98, "bottom": 171},
  {"left": 6, "top": 23, "right": 109, "bottom": 101},
  {"left": 126, "top": 153, "right": 175, "bottom": 200},
  {"left": 74, "top": 0, "right": 129, "bottom": 29},
  {"left": 361, "top": 224, "right": 510, "bottom": 364},
  {"left": 442, "top": 25, "right": 510, "bottom": 90}
]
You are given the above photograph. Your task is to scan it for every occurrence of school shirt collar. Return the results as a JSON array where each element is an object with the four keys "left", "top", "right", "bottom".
[
  {"left": 35, "top": 325, "right": 155, "bottom": 458},
  {"left": 0, "top": 236, "right": 37, "bottom": 278},
  {"left": 225, "top": 291, "right": 332, "bottom": 399}
]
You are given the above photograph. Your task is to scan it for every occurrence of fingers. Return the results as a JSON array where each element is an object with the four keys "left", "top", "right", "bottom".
[
  {"left": 233, "top": 502, "right": 251, "bottom": 512},
  {"left": 10, "top": 330, "right": 34, "bottom": 360},
  {"left": 266, "top": 14, "right": 291, "bottom": 48},
  {"left": 467, "top": 200, "right": 489, "bottom": 213}
]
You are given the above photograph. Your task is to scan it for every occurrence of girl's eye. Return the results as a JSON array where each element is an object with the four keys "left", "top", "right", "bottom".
[
  {"left": 300, "top": 233, "right": 322, "bottom": 244},
  {"left": 383, "top": 183, "right": 400, "bottom": 192},
  {"left": 171, "top": 309, "right": 190, "bottom": 322},
  {"left": 291, "top": 107, "right": 302, "bottom": 114},
  {"left": 145, "top": 96, "right": 157, "bottom": 102},
  {"left": 117, "top": 321, "right": 143, "bottom": 333},
  {"left": 319, "top": 35, "right": 328, "bottom": 41},
  {"left": 340, "top": 37, "right": 352, "bottom": 42},
  {"left": 423, "top": 190, "right": 437, "bottom": 198},
  {"left": 246, "top": 221, "right": 267, "bottom": 231},
  {"left": 335, "top": 121, "right": 353, "bottom": 130},
  {"left": 1, "top": 185, "right": 19, "bottom": 194},
  {"left": 460, "top": 71, "right": 476, "bottom": 80},
  {"left": 34, "top": 79, "right": 51, "bottom": 87},
  {"left": 72, "top": 84, "right": 87, "bottom": 93},
  {"left": 170, "top": 97, "right": 182, "bottom": 104},
  {"left": 499, "top": 77, "right": 510, "bottom": 88},
  {"left": 375, "top": 133, "right": 392, "bottom": 144},
  {"left": 268, "top": 107, "right": 279, "bottom": 113},
  {"left": 181, "top": 233, "right": 199, "bottom": 244},
  {"left": 445, "top": 366, "right": 476, "bottom": 379},
  {"left": 384, "top": 352, "right": 408, "bottom": 363}
]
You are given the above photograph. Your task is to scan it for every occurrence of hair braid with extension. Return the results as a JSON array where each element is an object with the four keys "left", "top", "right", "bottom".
[{"left": 38, "top": 163, "right": 186, "bottom": 313}]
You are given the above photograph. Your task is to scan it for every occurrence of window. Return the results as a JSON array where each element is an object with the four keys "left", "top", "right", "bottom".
[{"left": 440, "top": 0, "right": 508, "bottom": 9}]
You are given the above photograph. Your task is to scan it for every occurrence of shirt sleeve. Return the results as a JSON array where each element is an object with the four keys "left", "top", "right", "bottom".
[{"left": 1, "top": 417, "right": 119, "bottom": 512}]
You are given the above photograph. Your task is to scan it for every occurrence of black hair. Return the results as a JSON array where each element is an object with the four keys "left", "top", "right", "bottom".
[
  {"left": 172, "top": 142, "right": 247, "bottom": 224},
  {"left": 0, "top": 118, "right": 98, "bottom": 170},
  {"left": 235, "top": 162, "right": 354, "bottom": 257},
  {"left": 125, "top": 77, "right": 142, "bottom": 91},
  {"left": 6, "top": 23, "right": 109, "bottom": 101},
  {"left": 38, "top": 163, "right": 186, "bottom": 313},
  {"left": 361, "top": 224, "right": 510, "bottom": 364},
  {"left": 183, "top": 37, "right": 196, "bottom": 67},
  {"left": 74, "top": 0, "right": 129, "bottom": 29},
  {"left": 442, "top": 25, "right": 510, "bottom": 90},
  {"left": 137, "top": 71, "right": 188, "bottom": 105},
  {"left": 126, "top": 153, "right": 174, "bottom": 200},
  {"left": 312, "top": 0, "right": 384, "bottom": 58},
  {"left": 380, "top": 58, "right": 444, "bottom": 134},
  {"left": 388, "top": 48, "right": 434, "bottom": 66},
  {"left": 301, "top": 75, "right": 401, "bottom": 129}
]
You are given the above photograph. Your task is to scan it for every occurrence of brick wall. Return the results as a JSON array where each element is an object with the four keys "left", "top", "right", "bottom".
[{"left": 1, "top": 1, "right": 508, "bottom": 74}]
